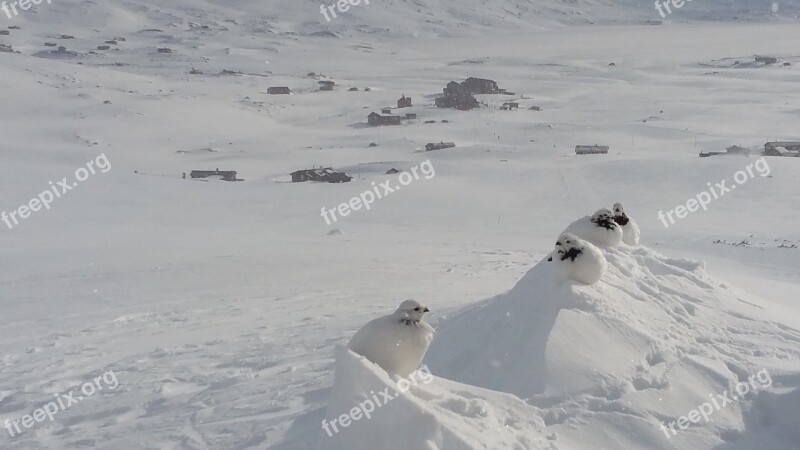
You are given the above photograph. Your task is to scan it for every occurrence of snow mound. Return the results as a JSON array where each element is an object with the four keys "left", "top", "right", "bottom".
[
  {"left": 426, "top": 244, "right": 800, "bottom": 448},
  {"left": 320, "top": 347, "right": 553, "bottom": 450}
]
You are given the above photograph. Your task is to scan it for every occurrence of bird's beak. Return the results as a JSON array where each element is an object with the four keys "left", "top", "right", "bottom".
[
  {"left": 423, "top": 307, "right": 430, "bottom": 313},
  {"left": 547, "top": 256, "right": 553, "bottom": 262}
]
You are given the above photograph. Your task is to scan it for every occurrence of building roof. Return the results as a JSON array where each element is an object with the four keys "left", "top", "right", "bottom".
[
  {"left": 575, "top": 145, "right": 609, "bottom": 154},
  {"left": 369, "top": 112, "right": 401, "bottom": 119},
  {"left": 292, "top": 167, "right": 335, "bottom": 176},
  {"left": 464, "top": 77, "right": 496, "bottom": 83},
  {"left": 765, "top": 141, "right": 800, "bottom": 147},
  {"left": 191, "top": 169, "right": 237, "bottom": 175}
]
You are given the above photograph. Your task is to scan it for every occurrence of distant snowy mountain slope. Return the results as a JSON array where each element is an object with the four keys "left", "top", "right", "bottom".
[{"left": 7, "top": 0, "right": 796, "bottom": 47}]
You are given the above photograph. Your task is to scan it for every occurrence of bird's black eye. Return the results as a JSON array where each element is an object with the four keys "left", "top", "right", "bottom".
[
  {"left": 566, "top": 240, "right": 571, "bottom": 244},
  {"left": 414, "top": 307, "right": 420, "bottom": 311}
]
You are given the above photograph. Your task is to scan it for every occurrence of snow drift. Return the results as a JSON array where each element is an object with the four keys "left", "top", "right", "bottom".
[
  {"left": 320, "top": 243, "right": 800, "bottom": 449},
  {"left": 320, "top": 347, "right": 552, "bottom": 450},
  {"left": 425, "top": 244, "right": 800, "bottom": 448}
]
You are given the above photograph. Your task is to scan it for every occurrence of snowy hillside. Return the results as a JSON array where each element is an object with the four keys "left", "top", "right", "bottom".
[{"left": 1, "top": 0, "right": 800, "bottom": 449}]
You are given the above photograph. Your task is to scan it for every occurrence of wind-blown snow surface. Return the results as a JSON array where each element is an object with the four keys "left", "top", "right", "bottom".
[{"left": 2, "top": 0, "right": 800, "bottom": 449}]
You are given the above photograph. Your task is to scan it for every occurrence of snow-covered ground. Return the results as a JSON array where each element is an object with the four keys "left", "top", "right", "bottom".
[{"left": 1, "top": 1, "right": 799, "bottom": 449}]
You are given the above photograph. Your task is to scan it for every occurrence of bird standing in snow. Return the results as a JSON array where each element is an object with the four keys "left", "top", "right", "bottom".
[
  {"left": 550, "top": 233, "right": 607, "bottom": 284},
  {"left": 563, "top": 208, "right": 623, "bottom": 248},
  {"left": 612, "top": 202, "right": 641, "bottom": 246},
  {"left": 347, "top": 300, "right": 434, "bottom": 378}
]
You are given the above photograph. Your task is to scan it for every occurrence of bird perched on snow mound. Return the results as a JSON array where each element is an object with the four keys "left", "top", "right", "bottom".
[
  {"left": 612, "top": 202, "right": 640, "bottom": 246},
  {"left": 549, "top": 233, "right": 607, "bottom": 285},
  {"left": 563, "top": 208, "right": 623, "bottom": 248},
  {"left": 347, "top": 300, "right": 434, "bottom": 378}
]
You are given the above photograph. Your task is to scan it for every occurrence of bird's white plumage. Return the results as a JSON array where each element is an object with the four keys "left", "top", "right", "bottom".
[
  {"left": 347, "top": 300, "right": 434, "bottom": 378},
  {"left": 612, "top": 202, "right": 641, "bottom": 246},
  {"left": 563, "top": 208, "right": 623, "bottom": 248},
  {"left": 552, "top": 233, "right": 607, "bottom": 285}
]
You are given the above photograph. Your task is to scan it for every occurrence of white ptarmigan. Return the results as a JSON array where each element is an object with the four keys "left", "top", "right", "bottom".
[
  {"left": 347, "top": 300, "right": 434, "bottom": 378},
  {"left": 563, "top": 208, "right": 623, "bottom": 248},
  {"left": 549, "top": 233, "right": 607, "bottom": 284},
  {"left": 612, "top": 202, "right": 641, "bottom": 246}
]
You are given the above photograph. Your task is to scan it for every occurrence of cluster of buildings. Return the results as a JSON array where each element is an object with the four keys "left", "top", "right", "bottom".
[
  {"left": 701, "top": 142, "right": 800, "bottom": 158},
  {"left": 266, "top": 79, "right": 348, "bottom": 95},
  {"left": 435, "top": 78, "right": 484, "bottom": 110},
  {"left": 367, "top": 95, "right": 417, "bottom": 126},
  {"left": 186, "top": 167, "right": 353, "bottom": 184},
  {"left": 196, "top": 73, "right": 800, "bottom": 192},
  {"left": 433, "top": 77, "right": 514, "bottom": 110}
]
